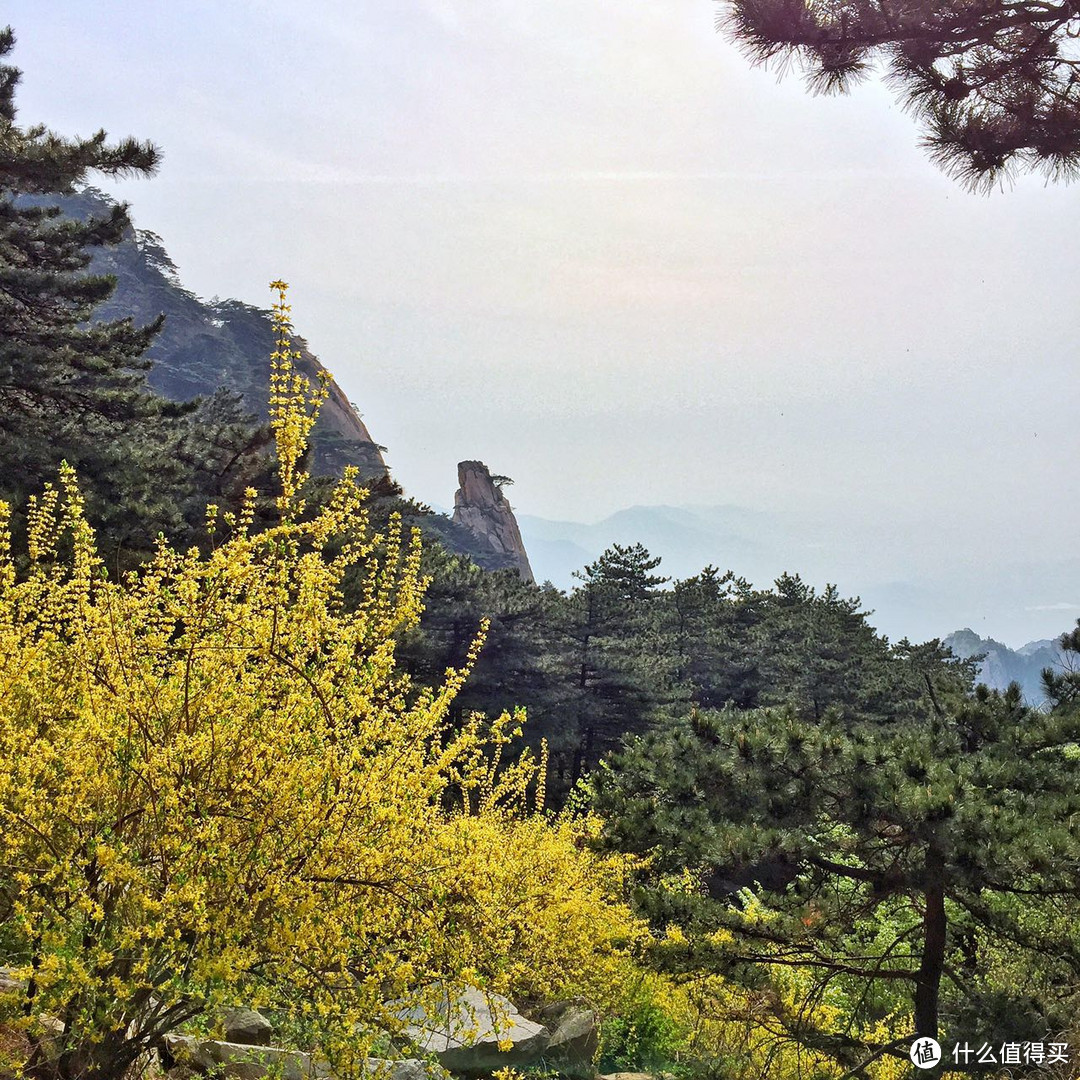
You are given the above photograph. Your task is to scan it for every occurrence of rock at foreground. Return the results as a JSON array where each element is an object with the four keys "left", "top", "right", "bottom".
[
  {"left": 397, "top": 987, "right": 549, "bottom": 1075},
  {"left": 163, "top": 1035, "right": 321, "bottom": 1080},
  {"left": 163, "top": 1035, "right": 434, "bottom": 1080},
  {"left": 220, "top": 1007, "right": 273, "bottom": 1046},
  {"left": 538, "top": 1002, "right": 599, "bottom": 1076}
]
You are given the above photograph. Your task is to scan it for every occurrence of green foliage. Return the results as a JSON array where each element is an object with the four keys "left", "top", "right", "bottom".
[
  {"left": 0, "top": 33, "right": 268, "bottom": 565},
  {"left": 1042, "top": 619, "right": 1080, "bottom": 715},
  {"left": 721, "top": 0, "right": 1080, "bottom": 190},
  {"left": 406, "top": 542, "right": 972, "bottom": 809},
  {"left": 593, "top": 675, "right": 1080, "bottom": 1066},
  {"left": 599, "top": 976, "right": 687, "bottom": 1073}
]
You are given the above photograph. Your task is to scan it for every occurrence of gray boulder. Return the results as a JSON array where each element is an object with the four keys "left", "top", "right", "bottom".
[
  {"left": 163, "top": 1035, "right": 325, "bottom": 1080},
  {"left": 540, "top": 1003, "right": 599, "bottom": 1075},
  {"left": 397, "top": 987, "right": 550, "bottom": 1075},
  {"left": 365, "top": 1062, "right": 440, "bottom": 1080},
  {"left": 221, "top": 1008, "right": 273, "bottom": 1046}
]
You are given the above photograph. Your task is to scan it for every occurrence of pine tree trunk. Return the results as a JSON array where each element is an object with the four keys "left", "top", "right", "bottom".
[{"left": 914, "top": 847, "right": 947, "bottom": 1038}]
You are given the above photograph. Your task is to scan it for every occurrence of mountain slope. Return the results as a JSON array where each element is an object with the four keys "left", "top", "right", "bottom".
[
  {"left": 58, "top": 188, "right": 388, "bottom": 480},
  {"left": 518, "top": 504, "right": 1080, "bottom": 647},
  {"left": 71, "top": 189, "right": 529, "bottom": 573},
  {"left": 943, "top": 629, "right": 1075, "bottom": 705}
]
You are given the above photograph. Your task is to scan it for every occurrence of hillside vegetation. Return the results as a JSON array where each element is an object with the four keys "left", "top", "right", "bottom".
[{"left": 4, "top": 25, "right": 1080, "bottom": 1080}]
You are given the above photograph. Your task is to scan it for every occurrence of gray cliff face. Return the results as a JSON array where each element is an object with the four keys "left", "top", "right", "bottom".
[
  {"left": 452, "top": 462, "right": 534, "bottom": 582},
  {"left": 944, "top": 628, "right": 1074, "bottom": 706},
  {"left": 46, "top": 189, "right": 388, "bottom": 482}
]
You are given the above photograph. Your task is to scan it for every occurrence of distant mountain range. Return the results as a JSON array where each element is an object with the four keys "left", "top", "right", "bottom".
[
  {"left": 519, "top": 504, "right": 798, "bottom": 590},
  {"left": 58, "top": 188, "right": 1078, "bottom": 654},
  {"left": 515, "top": 504, "right": 1080, "bottom": 650},
  {"left": 943, "top": 629, "right": 1075, "bottom": 705}
]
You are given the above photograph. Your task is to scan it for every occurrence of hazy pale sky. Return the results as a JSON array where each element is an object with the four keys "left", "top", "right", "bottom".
[{"left": 11, "top": 2, "right": 1080, "bottom": 642}]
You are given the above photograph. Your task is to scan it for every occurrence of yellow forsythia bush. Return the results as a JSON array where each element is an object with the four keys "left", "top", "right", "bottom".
[
  {"left": 433, "top": 811, "right": 646, "bottom": 1008},
  {"left": 0, "top": 285, "right": 644, "bottom": 1080},
  {"left": 645, "top": 899, "right": 913, "bottom": 1080}
]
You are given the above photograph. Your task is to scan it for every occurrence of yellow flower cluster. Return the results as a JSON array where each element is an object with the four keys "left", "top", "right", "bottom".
[
  {"left": 267, "top": 278, "right": 330, "bottom": 518},
  {"left": 0, "top": 285, "right": 643, "bottom": 1080}
]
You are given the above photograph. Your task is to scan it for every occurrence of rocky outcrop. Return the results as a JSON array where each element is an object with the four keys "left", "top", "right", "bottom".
[
  {"left": 451, "top": 463, "right": 534, "bottom": 583},
  {"left": 39, "top": 189, "right": 388, "bottom": 483},
  {"left": 220, "top": 1007, "right": 273, "bottom": 1046},
  {"left": 396, "top": 987, "right": 548, "bottom": 1075},
  {"left": 944, "top": 628, "right": 1072, "bottom": 704},
  {"left": 309, "top": 374, "right": 388, "bottom": 480},
  {"left": 536, "top": 1001, "right": 599, "bottom": 1076}
]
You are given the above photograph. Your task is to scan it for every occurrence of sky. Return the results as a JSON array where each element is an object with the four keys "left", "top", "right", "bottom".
[{"left": 9, "top": 1, "right": 1080, "bottom": 644}]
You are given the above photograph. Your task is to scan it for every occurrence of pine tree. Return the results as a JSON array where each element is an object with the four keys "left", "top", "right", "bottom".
[
  {"left": 752, "top": 573, "right": 918, "bottom": 723},
  {"left": 1043, "top": 620, "right": 1080, "bottom": 714},
  {"left": 398, "top": 543, "right": 559, "bottom": 725},
  {"left": 719, "top": 0, "right": 1080, "bottom": 188},
  {"left": 0, "top": 28, "right": 265, "bottom": 560},
  {"left": 552, "top": 544, "right": 674, "bottom": 788},
  {"left": 594, "top": 668, "right": 1080, "bottom": 1066},
  {"left": 667, "top": 566, "right": 763, "bottom": 710}
]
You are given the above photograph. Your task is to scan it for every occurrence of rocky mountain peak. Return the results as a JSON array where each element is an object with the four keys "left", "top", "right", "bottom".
[
  {"left": 944, "top": 627, "right": 1072, "bottom": 705},
  {"left": 452, "top": 462, "right": 534, "bottom": 582}
]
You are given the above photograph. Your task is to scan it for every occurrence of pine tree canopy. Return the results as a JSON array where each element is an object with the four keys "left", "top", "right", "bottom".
[
  {"left": 1043, "top": 619, "right": 1080, "bottom": 713},
  {"left": 593, "top": 675, "right": 1080, "bottom": 1063},
  {"left": 717, "top": 0, "right": 1080, "bottom": 189},
  {"left": 574, "top": 542, "right": 670, "bottom": 602}
]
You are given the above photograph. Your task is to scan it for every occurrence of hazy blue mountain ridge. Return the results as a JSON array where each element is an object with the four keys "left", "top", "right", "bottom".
[
  {"left": 943, "top": 629, "right": 1075, "bottom": 705},
  {"left": 55, "top": 189, "right": 1077, "bottom": 650},
  {"left": 517, "top": 505, "right": 1080, "bottom": 648}
]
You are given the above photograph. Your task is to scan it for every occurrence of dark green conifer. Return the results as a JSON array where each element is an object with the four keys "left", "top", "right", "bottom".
[
  {"left": 1043, "top": 620, "right": 1080, "bottom": 714},
  {"left": 594, "top": 666, "right": 1080, "bottom": 1064},
  {"left": 0, "top": 28, "right": 266, "bottom": 561}
]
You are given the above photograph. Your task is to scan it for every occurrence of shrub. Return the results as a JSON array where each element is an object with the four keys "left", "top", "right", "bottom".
[{"left": 0, "top": 285, "right": 641, "bottom": 1080}]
